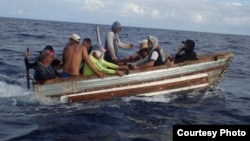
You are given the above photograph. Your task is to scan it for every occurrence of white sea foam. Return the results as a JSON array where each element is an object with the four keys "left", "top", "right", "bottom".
[
  {"left": 0, "top": 80, "right": 62, "bottom": 106},
  {"left": 0, "top": 81, "right": 31, "bottom": 97},
  {"left": 122, "top": 94, "right": 178, "bottom": 103}
]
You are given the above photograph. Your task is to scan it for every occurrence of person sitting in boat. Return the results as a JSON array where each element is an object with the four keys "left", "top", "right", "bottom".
[
  {"left": 34, "top": 49, "right": 60, "bottom": 84},
  {"left": 104, "top": 21, "right": 134, "bottom": 65},
  {"left": 79, "top": 38, "right": 93, "bottom": 75},
  {"left": 24, "top": 45, "right": 62, "bottom": 69},
  {"left": 130, "top": 35, "right": 165, "bottom": 70},
  {"left": 124, "top": 39, "right": 150, "bottom": 63},
  {"left": 83, "top": 48, "right": 128, "bottom": 76},
  {"left": 174, "top": 39, "right": 198, "bottom": 63},
  {"left": 61, "top": 33, "right": 104, "bottom": 78}
]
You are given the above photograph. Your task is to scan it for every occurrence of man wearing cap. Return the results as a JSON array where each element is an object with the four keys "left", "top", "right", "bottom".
[
  {"left": 125, "top": 39, "right": 150, "bottom": 63},
  {"left": 34, "top": 49, "right": 59, "bottom": 83},
  {"left": 61, "top": 33, "right": 104, "bottom": 78},
  {"left": 104, "top": 21, "right": 134, "bottom": 65},
  {"left": 174, "top": 39, "right": 198, "bottom": 63}
]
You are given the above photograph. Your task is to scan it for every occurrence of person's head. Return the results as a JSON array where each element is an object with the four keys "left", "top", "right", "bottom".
[
  {"left": 39, "top": 49, "right": 55, "bottom": 66},
  {"left": 182, "top": 39, "right": 195, "bottom": 52},
  {"left": 82, "top": 38, "right": 91, "bottom": 50},
  {"left": 147, "top": 35, "right": 158, "bottom": 49},
  {"left": 111, "top": 21, "right": 121, "bottom": 33},
  {"left": 91, "top": 50, "right": 102, "bottom": 59},
  {"left": 137, "top": 39, "right": 149, "bottom": 58},
  {"left": 68, "top": 33, "right": 80, "bottom": 45},
  {"left": 44, "top": 45, "right": 54, "bottom": 52},
  {"left": 91, "top": 48, "right": 106, "bottom": 60}
]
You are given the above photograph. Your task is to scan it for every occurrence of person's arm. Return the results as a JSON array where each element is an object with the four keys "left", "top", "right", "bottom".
[
  {"left": 134, "top": 51, "right": 158, "bottom": 69},
  {"left": 134, "top": 60, "right": 155, "bottom": 70},
  {"left": 82, "top": 47, "right": 104, "bottom": 78},
  {"left": 92, "top": 59, "right": 116, "bottom": 74},
  {"left": 24, "top": 58, "right": 38, "bottom": 68},
  {"left": 117, "top": 35, "right": 133, "bottom": 49},
  {"left": 129, "top": 55, "right": 149, "bottom": 66},
  {"left": 90, "top": 57, "right": 124, "bottom": 76},
  {"left": 174, "top": 52, "right": 184, "bottom": 63},
  {"left": 101, "top": 59, "right": 119, "bottom": 69},
  {"left": 62, "top": 47, "right": 66, "bottom": 66},
  {"left": 124, "top": 54, "right": 140, "bottom": 62},
  {"left": 24, "top": 51, "right": 38, "bottom": 68}
]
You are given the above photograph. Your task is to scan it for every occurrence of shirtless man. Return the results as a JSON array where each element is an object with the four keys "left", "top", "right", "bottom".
[{"left": 61, "top": 33, "right": 104, "bottom": 78}]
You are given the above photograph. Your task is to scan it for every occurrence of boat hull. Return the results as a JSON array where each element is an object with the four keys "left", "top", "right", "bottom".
[{"left": 32, "top": 52, "right": 233, "bottom": 103}]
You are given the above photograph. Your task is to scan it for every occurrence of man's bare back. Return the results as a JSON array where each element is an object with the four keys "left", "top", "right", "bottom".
[
  {"left": 62, "top": 36, "right": 104, "bottom": 78},
  {"left": 63, "top": 44, "right": 83, "bottom": 76}
]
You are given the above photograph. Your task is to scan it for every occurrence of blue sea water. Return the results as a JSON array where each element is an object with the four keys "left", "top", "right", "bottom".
[{"left": 0, "top": 17, "right": 250, "bottom": 141}]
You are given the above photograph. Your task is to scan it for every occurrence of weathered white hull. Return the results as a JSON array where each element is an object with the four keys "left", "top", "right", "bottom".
[{"left": 32, "top": 52, "right": 233, "bottom": 103}]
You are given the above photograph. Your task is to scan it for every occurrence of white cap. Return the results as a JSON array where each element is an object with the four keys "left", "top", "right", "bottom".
[
  {"left": 69, "top": 33, "right": 80, "bottom": 43},
  {"left": 91, "top": 50, "right": 102, "bottom": 58}
]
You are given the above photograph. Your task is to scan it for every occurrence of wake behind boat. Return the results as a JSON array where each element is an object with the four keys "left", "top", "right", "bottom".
[{"left": 28, "top": 51, "right": 233, "bottom": 103}]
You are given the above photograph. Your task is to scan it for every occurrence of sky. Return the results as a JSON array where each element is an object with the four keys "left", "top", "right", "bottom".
[{"left": 0, "top": 0, "right": 250, "bottom": 36}]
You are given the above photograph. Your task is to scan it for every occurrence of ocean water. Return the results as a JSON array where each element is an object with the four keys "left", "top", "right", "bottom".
[{"left": 0, "top": 17, "right": 250, "bottom": 141}]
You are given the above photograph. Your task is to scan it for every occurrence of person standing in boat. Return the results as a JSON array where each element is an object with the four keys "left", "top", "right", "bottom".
[
  {"left": 61, "top": 33, "right": 104, "bottom": 78},
  {"left": 34, "top": 49, "right": 60, "bottom": 84},
  {"left": 131, "top": 35, "right": 165, "bottom": 70},
  {"left": 104, "top": 21, "right": 134, "bottom": 65},
  {"left": 174, "top": 39, "right": 198, "bottom": 63}
]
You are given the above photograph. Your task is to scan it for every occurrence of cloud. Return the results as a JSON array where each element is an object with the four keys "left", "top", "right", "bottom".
[
  {"left": 120, "top": 2, "right": 162, "bottom": 19},
  {"left": 12, "top": 9, "right": 24, "bottom": 15},
  {"left": 192, "top": 14, "right": 203, "bottom": 23},
  {"left": 121, "top": 3, "right": 146, "bottom": 17},
  {"left": 151, "top": 9, "right": 160, "bottom": 17},
  {"left": 81, "top": 0, "right": 105, "bottom": 11},
  {"left": 226, "top": 2, "right": 242, "bottom": 6}
]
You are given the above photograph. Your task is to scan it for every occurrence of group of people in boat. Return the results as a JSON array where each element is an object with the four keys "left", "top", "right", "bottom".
[{"left": 24, "top": 21, "right": 198, "bottom": 84}]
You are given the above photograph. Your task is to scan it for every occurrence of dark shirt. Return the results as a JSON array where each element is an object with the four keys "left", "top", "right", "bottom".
[
  {"left": 174, "top": 51, "right": 198, "bottom": 64},
  {"left": 34, "top": 63, "right": 57, "bottom": 83}
]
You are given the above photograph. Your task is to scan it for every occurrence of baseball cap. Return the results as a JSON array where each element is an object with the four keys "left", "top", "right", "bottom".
[{"left": 69, "top": 33, "right": 80, "bottom": 43}]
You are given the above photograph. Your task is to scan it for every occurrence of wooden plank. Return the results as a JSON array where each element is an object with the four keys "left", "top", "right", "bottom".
[{"left": 61, "top": 73, "right": 209, "bottom": 103}]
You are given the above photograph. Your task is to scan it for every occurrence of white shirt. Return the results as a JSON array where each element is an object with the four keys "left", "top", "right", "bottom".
[{"left": 150, "top": 51, "right": 159, "bottom": 61}]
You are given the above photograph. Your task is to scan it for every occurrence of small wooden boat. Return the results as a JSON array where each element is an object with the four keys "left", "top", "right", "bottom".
[{"left": 28, "top": 51, "right": 233, "bottom": 103}]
